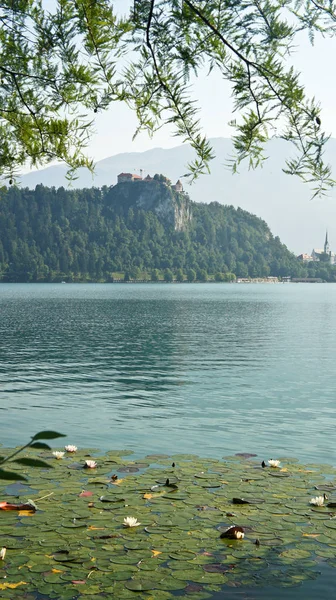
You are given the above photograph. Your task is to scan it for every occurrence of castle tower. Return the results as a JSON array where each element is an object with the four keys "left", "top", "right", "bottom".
[
  {"left": 324, "top": 230, "right": 330, "bottom": 254},
  {"left": 174, "top": 179, "right": 183, "bottom": 192}
]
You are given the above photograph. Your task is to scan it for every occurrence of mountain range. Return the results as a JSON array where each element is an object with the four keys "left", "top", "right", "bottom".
[{"left": 19, "top": 137, "right": 336, "bottom": 254}]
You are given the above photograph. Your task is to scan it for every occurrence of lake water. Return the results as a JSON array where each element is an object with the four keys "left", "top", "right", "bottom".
[
  {"left": 0, "top": 283, "right": 335, "bottom": 464},
  {"left": 1, "top": 283, "right": 336, "bottom": 599}
]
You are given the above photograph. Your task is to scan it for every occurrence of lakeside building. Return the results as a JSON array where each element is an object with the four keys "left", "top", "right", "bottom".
[
  {"left": 298, "top": 231, "right": 336, "bottom": 265},
  {"left": 312, "top": 231, "right": 336, "bottom": 264},
  {"left": 297, "top": 253, "right": 313, "bottom": 262},
  {"left": 236, "top": 277, "right": 279, "bottom": 284}
]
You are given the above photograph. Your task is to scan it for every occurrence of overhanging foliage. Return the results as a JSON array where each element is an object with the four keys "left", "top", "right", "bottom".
[{"left": 0, "top": 1, "right": 335, "bottom": 194}]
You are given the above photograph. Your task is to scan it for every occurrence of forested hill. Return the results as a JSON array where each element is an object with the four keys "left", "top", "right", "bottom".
[{"left": 0, "top": 180, "right": 306, "bottom": 282}]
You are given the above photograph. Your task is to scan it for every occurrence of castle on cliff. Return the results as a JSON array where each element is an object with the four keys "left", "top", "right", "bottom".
[{"left": 117, "top": 172, "right": 183, "bottom": 192}]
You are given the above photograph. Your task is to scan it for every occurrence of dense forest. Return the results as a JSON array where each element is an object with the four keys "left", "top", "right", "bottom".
[{"left": 0, "top": 181, "right": 334, "bottom": 282}]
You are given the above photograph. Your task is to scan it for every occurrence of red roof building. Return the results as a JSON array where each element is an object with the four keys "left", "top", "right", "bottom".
[{"left": 117, "top": 173, "right": 143, "bottom": 183}]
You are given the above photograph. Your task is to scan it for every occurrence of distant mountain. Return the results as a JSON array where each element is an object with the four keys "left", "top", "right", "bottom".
[{"left": 19, "top": 137, "right": 336, "bottom": 253}]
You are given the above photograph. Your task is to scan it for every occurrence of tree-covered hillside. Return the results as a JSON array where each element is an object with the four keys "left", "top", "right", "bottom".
[{"left": 0, "top": 181, "right": 322, "bottom": 283}]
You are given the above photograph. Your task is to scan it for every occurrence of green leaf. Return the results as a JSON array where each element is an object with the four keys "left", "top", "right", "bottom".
[
  {"left": 31, "top": 431, "right": 66, "bottom": 441},
  {"left": 13, "top": 458, "right": 52, "bottom": 469},
  {"left": 30, "top": 442, "right": 51, "bottom": 450},
  {"left": 0, "top": 468, "right": 27, "bottom": 481}
]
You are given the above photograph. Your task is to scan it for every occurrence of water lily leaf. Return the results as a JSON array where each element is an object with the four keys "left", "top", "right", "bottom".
[
  {"left": 99, "top": 494, "right": 125, "bottom": 503},
  {"left": 172, "top": 568, "right": 205, "bottom": 581},
  {"left": 280, "top": 549, "right": 311, "bottom": 559},
  {"left": 203, "top": 564, "right": 230, "bottom": 573},
  {"left": 145, "top": 526, "right": 173, "bottom": 535},
  {"left": 106, "top": 565, "right": 138, "bottom": 578},
  {"left": 124, "top": 580, "right": 156, "bottom": 591},
  {"left": 169, "top": 551, "right": 196, "bottom": 561},
  {"left": 29, "top": 563, "right": 52, "bottom": 573},
  {"left": 110, "top": 553, "right": 141, "bottom": 565},
  {"left": 66, "top": 462, "right": 84, "bottom": 470},
  {"left": 117, "top": 467, "right": 139, "bottom": 473},
  {"left": 172, "top": 455, "right": 199, "bottom": 460},
  {"left": 162, "top": 493, "right": 187, "bottom": 500},
  {"left": 2, "top": 448, "right": 336, "bottom": 596},
  {"left": 323, "top": 520, "right": 336, "bottom": 529},
  {"left": 124, "top": 541, "right": 150, "bottom": 550},
  {"left": 146, "top": 454, "right": 170, "bottom": 460},
  {"left": 155, "top": 577, "right": 187, "bottom": 591},
  {"left": 77, "top": 584, "right": 102, "bottom": 594},
  {"left": 139, "top": 563, "right": 164, "bottom": 575},
  {"left": 235, "top": 453, "right": 258, "bottom": 458},
  {"left": 44, "top": 574, "right": 64, "bottom": 584},
  {"left": 156, "top": 477, "right": 178, "bottom": 485},
  {"left": 187, "top": 572, "right": 226, "bottom": 585},
  {"left": 61, "top": 520, "right": 87, "bottom": 528},
  {"left": 52, "top": 551, "right": 75, "bottom": 562}
]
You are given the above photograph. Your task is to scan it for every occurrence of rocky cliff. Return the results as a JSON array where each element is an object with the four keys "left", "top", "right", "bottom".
[{"left": 105, "top": 178, "right": 192, "bottom": 231}]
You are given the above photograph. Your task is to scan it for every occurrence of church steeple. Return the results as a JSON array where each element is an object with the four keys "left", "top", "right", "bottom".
[{"left": 324, "top": 230, "right": 330, "bottom": 254}]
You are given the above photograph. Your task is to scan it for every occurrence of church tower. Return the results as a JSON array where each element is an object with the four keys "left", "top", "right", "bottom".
[{"left": 324, "top": 230, "right": 330, "bottom": 255}]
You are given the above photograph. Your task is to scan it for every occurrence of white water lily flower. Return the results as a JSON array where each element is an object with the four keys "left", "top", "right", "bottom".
[
  {"left": 268, "top": 459, "right": 280, "bottom": 468},
  {"left": 310, "top": 496, "right": 325, "bottom": 506},
  {"left": 84, "top": 460, "right": 97, "bottom": 469},
  {"left": 65, "top": 445, "right": 77, "bottom": 453},
  {"left": 0, "top": 547, "right": 6, "bottom": 560},
  {"left": 123, "top": 516, "right": 141, "bottom": 528},
  {"left": 53, "top": 451, "right": 65, "bottom": 459}
]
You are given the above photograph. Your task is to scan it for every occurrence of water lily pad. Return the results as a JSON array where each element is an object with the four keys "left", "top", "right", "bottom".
[
  {"left": 172, "top": 568, "right": 205, "bottom": 581},
  {"left": 280, "top": 549, "right": 311, "bottom": 559},
  {"left": 170, "top": 551, "right": 196, "bottom": 561},
  {"left": 29, "top": 563, "right": 53, "bottom": 573},
  {"left": 44, "top": 574, "right": 64, "bottom": 584},
  {"left": 146, "top": 454, "right": 170, "bottom": 460},
  {"left": 155, "top": 577, "right": 187, "bottom": 591},
  {"left": 110, "top": 553, "right": 142, "bottom": 565},
  {"left": 2, "top": 448, "right": 336, "bottom": 597},
  {"left": 235, "top": 453, "right": 258, "bottom": 458},
  {"left": 124, "top": 580, "right": 156, "bottom": 591},
  {"left": 145, "top": 526, "right": 173, "bottom": 534}
]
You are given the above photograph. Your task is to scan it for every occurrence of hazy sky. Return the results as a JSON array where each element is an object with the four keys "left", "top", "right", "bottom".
[{"left": 88, "top": 1, "right": 336, "bottom": 161}]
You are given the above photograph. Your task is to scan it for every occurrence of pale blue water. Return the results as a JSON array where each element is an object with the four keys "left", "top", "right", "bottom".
[{"left": 0, "top": 283, "right": 335, "bottom": 465}]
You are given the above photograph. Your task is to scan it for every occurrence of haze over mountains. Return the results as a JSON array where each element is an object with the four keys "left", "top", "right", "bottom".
[{"left": 20, "top": 137, "right": 336, "bottom": 254}]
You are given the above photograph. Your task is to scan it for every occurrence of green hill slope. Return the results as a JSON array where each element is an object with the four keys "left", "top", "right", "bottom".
[{"left": 0, "top": 180, "right": 320, "bottom": 282}]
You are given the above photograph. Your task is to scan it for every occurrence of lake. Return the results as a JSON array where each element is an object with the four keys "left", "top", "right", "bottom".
[{"left": 0, "top": 283, "right": 335, "bottom": 464}]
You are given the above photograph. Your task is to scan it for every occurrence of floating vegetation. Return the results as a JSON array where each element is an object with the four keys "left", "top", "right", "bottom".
[{"left": 1, "top": 449, "right": 336, "bottom": 599}]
